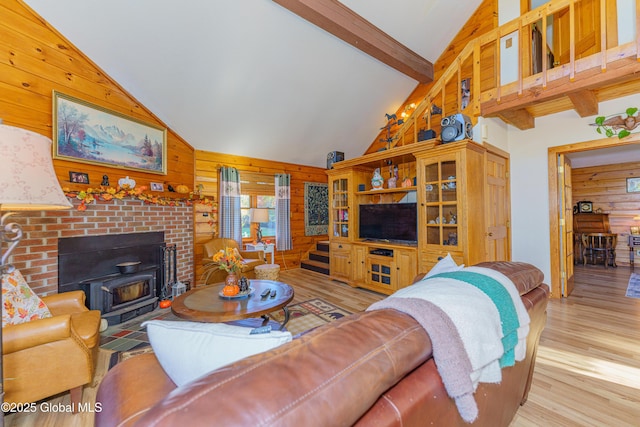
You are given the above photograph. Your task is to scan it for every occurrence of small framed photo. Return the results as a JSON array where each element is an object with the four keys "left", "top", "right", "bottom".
[
  {"left": 627, "top": 177, "right": 640, "bottom": 193},
  {"left": 150, "top": 182, "right": 164, "bottom": 192},
  {"left": 69, "top": 171, "right": 89, "bottom": 184}
]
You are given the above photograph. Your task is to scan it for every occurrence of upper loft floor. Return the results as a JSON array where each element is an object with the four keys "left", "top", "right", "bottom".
[{"left": 369, "top": 0, "right": 640, "bottom": 152}]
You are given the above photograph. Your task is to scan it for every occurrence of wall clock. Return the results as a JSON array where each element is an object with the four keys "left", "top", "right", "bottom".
[{"left": 577, "top": 201, "right": 593, "bottom": 213}]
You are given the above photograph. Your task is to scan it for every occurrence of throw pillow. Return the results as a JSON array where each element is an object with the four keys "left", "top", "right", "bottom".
[
  {"left": 424, "top": 253, "right": 464, "bottom": 279},
  {"left": 1, "top": 269, "right": 52, "bottom": 327},
  {"left": 232, "top": 247, "right": 244, "bottom": 261},
  {"left": 142, "top": 320, "right": 292, "bottom": 386}
]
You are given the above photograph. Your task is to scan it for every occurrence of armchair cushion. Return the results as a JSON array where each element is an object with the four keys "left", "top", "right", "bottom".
[{"left": 2, "top": 269, "right": 52, "bottom": 327}]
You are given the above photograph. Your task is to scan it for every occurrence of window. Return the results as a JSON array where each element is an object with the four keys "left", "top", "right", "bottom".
[{"left": 240, "top": 173, "right": 276, "bottom": 241}]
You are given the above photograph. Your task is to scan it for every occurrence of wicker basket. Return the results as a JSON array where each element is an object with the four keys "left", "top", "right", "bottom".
[{"left": 255, "top": 264, "right": 280, "bottom": 280}]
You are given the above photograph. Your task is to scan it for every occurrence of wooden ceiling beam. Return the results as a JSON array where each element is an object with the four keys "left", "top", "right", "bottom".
[
  {"left": 272, "top": 0, "right": 434, "bottom": 83},
  {"left": 497, "top": 109, "right": 535, "bottom": 130},
  {"left": 567, "top": 89, "right": 599, "bottom": 117}
]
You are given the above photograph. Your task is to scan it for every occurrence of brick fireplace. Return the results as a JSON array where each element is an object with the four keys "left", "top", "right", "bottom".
[{"left": 7, "top": 197, "right": 193, "bottom": 298}]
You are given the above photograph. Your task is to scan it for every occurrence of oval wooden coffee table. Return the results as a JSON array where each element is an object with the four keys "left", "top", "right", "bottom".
[{"left": 171, "top": 279, "right": 294, "bottom": 330}]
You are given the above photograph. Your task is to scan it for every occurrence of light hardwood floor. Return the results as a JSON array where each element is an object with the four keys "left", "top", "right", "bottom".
[{"left": 5, "top": 265, "right": 640, "bottom": 426}]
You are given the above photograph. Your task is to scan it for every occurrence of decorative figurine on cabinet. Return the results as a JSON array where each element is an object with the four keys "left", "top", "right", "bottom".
[
  {"left": 387, "top": 165, "right": 398, "bottom": 189},
  {"left": 371, "top": 168, "right": 384, "bottom": 190}
]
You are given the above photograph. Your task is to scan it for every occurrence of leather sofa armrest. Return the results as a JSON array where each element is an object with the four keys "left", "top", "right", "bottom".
[
  {"left": 3, "top": 314, "right": 72, "bottom": 354},
  {"left": 240, "top": 250, "right": 264, "bottom": 260},
  {"left": 43, "top": 290, "right": 88, "bottom": 316}
]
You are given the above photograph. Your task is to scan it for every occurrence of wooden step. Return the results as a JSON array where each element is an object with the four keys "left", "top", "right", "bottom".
[
  {"left": 316, "top": 240, "right": 330, "bottom": 253},
  {"left": 301, "top": 259, "right": 330, "bottom": 275},
  {"left": 309, "top": 250, "right": 329, "bottom": 263}
]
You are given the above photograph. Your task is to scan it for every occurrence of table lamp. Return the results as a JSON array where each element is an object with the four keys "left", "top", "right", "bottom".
[
  {"left": 249, "top": 208, "right": 269, "bottom": 244},
  {"left": 0, "top": 124, "right": 72, "bottom": 416}
]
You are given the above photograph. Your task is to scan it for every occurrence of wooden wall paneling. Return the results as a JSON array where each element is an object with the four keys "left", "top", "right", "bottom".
[
  {"left": 572, "top": 160, "right": 640, "bottom": 266},
  {"left": 366, "top": 0, "right": 498, "bottom": 153},
  {"left": 194, "top": 150, "right": 328, "bottom": 285},
  {"left": 1, "top": 0, "right": 197, "bottom": 287}
]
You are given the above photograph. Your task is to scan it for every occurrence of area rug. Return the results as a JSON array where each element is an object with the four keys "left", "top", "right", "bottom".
[
  {"left": 270, "top": 298, "right": 352, "bottom": 336},
  {"left": 626, "top": 273, "right": 640, "bottom": 298}
]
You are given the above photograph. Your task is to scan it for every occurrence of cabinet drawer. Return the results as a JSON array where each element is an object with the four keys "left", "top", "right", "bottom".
[
  {"left": 419, "top": 250, "right": 464, "bottom": 273},
  {"left": 330, "top": 242, "right": 351, "bottom": 252}
]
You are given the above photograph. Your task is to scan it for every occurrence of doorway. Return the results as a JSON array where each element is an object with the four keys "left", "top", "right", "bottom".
[{"left": 547, "top": 134, "right": 640, "bottom": 298}]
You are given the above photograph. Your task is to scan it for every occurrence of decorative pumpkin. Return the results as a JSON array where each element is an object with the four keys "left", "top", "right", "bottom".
[
  {"left": 176, "top": 184, "right": 189, "bottom": 194},
  {"left": 222, "top": 284, "right": 240, "bottom": 296},
  {"left": 159, "top": 299, "right": 172, "bottom": 309}
]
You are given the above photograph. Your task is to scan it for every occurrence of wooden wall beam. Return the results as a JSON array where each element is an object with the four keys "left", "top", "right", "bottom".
[
  {"left": 567, "top": 89, "right": 599, "bottom": 117},
  {"left": 497, "top": 108, "right": 535, "bottom": 130},
  {"left": 272, "top": 0, "right": 434, "bottom": 83}
]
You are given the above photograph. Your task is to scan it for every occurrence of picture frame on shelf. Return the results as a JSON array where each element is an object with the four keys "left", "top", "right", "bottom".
[
  {"left": 150, "top": 182, "right": 164, "bottom": 192},
  {"left": 53, "top": 91, "right": 167, "bottom": 175},
  {"left": 69, "top": 171, "right": 89, "bottom": 184}
]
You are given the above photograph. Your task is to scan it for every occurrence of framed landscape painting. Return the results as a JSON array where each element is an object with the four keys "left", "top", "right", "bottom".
[{"left": 53, "top": 91, "right": 167, "bottom": 174}]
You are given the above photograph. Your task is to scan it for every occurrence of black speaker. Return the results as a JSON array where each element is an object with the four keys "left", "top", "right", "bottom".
[
  {"left": 327, "top": 151, "right": 344, "bottom": 169},
  {"left": 441, "top": 114, "right": 473, "bottom": 143}
]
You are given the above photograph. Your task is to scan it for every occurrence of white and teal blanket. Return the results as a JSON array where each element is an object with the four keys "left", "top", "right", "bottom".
[{"left": 367, "top": 267, "right": 530, "bottom": 423}]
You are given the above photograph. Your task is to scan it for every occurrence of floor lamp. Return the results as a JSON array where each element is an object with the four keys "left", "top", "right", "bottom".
[
  {"left": 0, "top": 124, "right": 72, "bottom": 423},
  {"left": 249, "top": 208, "right": 269, "bottom": 244}
]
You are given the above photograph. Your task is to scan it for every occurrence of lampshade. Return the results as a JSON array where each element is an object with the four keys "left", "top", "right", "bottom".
[
  {"left": 0, "top": 124, "right": 72, "bottom": 211},
  {"left": 249, "top": 208, "right": 269, "bottom": 223}
]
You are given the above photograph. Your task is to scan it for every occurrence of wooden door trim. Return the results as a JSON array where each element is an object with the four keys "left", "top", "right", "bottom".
[{"left": 548, "top": 133, "right": 640, "bottom": 298}]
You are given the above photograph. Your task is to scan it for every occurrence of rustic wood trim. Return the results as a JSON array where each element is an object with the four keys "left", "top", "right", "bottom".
[
  {"left": 567, "top": 89, "right": 599, "bottom": 117},
  {"left": 272, "top": 0, "right": 433, "bottom": 83},
  {"left": 497, "top": 108, "right": 534, "bottom": 130},
  {"left": 481, "top": 56, "right": 640, "bottom": 119},
  {"left": 548, "top": 132, "right": 640, "bottom": 298}
]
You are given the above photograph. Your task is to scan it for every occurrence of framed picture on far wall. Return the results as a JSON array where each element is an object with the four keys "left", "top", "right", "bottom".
[
  {"left": 150, "top": 182, "right": 164, "bottom": 192},
  {"left": 627, "top": 177, "right": 640, "bottom": 193},
  {"left": 53, "top": 91, "right": 167, "bottom": 175},
  {"left": 69, "top": 171, "right": 89, "bottom": 184}
]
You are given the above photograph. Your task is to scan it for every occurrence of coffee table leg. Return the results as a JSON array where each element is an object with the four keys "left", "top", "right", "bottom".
[{"left": 280, "top": 306, "right": 290, "bottom": 331}]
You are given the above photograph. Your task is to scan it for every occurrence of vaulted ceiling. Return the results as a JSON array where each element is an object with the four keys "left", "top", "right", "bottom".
[{"left": 23, "top": 0, "right": 483, "bottom": 168}]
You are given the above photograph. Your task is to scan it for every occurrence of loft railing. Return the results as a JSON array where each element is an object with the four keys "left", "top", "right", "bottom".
[{"left": 387, "top": 0, "right": 639, "bottom": 147}]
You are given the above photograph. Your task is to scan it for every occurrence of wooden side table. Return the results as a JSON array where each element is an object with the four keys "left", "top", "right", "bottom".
[{"left": 245, "top": 242, "right": 275, "bottom": 264}]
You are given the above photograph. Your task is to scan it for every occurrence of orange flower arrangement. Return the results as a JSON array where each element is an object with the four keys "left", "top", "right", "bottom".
[{"left": 212, "top": 247, "right": 243, "bottom": 274}]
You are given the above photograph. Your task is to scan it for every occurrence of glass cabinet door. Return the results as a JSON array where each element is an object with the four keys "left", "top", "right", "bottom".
[
  {"left": 331, "top": 177, "right": 349, "bottom": 239},
  {"left": 423, "top": 158, "right": 459, "bottom": 247}
]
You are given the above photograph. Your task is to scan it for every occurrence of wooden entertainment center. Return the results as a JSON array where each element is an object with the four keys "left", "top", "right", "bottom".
[{"left": 327, "top": 139, "right": 511, "bottom": 295}]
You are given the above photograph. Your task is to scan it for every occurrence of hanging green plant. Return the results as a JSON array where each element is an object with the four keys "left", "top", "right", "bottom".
[{"left": 593, "top": 107, "right": 640, "bottom": 139}]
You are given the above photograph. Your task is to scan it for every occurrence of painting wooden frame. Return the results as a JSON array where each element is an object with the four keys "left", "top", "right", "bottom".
[
  {"left": 627, "top": 177, "right": 640, "bottom": 193},
  {"left": 304, "top": 182, "right": 329, "bottom": 236},
  {"left": 53, "top": 91, "right": 167, "bottom": 175}
]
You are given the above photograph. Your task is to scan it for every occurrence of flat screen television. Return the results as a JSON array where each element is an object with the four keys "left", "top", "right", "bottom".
[{"left": 359, "top": 203, "right": 417, "bottom": 243}]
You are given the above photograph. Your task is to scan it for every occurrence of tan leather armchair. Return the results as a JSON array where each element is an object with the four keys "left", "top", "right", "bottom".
[
  {"left": 201, "top": 238, "right": 265, "bottom": 285},
  {"left": 3, "top": 290, "right": 101, "bottom": 409}
]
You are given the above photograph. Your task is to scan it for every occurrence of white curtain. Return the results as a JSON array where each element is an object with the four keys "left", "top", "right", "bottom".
[
  {"left": 219, "top": 166, "right": 242, "bottom": 245},
  {"left": 275, "top": 174, "right": 292, "bottom": 251}
]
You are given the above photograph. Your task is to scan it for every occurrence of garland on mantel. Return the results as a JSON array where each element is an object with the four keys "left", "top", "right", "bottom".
[{"left": 62, "top": 185, "right": 215, "bottom": 211}]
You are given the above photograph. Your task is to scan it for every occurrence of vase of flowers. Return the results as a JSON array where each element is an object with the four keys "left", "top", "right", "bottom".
[{"left": 213, "top": 247, "right": 243, "bottom": 296}]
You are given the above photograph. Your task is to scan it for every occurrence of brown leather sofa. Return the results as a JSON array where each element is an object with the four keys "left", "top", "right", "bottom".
[
  {"left": 3, "top": 290, "right": 101, "bottom": 409},
  {"left": 96, "top": 261, "right": 549, "bottom": 426},
  {"left": 201, "top": 238, "right": 265, "bottom": 284}
]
